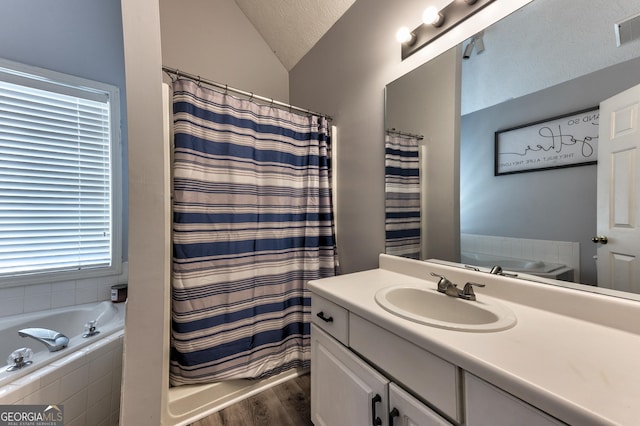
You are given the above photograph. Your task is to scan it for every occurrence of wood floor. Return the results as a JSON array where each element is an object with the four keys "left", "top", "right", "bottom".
[{"left": 189, "top": 374, "right": 313, "bottom": 426}]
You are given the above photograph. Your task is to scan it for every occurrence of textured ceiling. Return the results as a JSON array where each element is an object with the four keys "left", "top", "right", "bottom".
[{"left": 234, "top": 0, "right": 356, "bottom": 71}]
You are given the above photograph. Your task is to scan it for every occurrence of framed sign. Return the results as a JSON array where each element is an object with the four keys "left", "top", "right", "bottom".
[{"left": 495, "top": 107, "right": 599, "bottom": 176}]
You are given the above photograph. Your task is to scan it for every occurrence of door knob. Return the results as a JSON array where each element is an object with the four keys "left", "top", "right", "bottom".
[{"left": 592, "top": 236, "right": 608, "bottom": 244}]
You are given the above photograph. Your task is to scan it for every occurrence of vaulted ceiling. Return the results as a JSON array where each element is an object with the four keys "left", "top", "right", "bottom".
[{"left": 233, "top": 0, "right": 357, "bottom": 71}]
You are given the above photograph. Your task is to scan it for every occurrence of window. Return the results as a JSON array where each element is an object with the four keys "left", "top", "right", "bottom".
[{"left": 0, "top": 59, "right": 121, "bottom": 286}]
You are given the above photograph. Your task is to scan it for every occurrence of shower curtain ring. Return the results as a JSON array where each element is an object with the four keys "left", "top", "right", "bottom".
[
  {"left": 249, "top": 92, "right": 254, "bottom": 101},
  {"left": 269, "top": 98, "right": 274, "bottom": 108},
  {"left": 225, "top": 84, "right": 228, "bottom": 95},
  {"left": 196, "top": 76, "right": 202, "bottom": 87}
]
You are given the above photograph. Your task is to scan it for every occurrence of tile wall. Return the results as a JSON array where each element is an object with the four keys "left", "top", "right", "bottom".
[
  {"left": 461, "top": 234, "right": 580, "bottom": 282},
  {"left": 0, "top": 332, "right": 124, "bottom": 425},
  {"left": 0, "top": 263, "right": 128, "bottom": 319}
]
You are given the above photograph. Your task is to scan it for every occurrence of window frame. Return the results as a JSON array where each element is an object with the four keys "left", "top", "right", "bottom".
[{"left": 0, "top": 58, "right": 122, "bottom": 288}]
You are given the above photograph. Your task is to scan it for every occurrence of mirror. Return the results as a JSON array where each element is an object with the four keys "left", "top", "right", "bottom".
[{"left": 385, "top": 0, "right": 640, "bottom": 296}]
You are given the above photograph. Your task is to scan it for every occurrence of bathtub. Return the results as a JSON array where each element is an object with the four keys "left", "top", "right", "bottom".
[
  {"left": 461, "top": 251, "right": 565, "bottom": 273},
  {"left": 0, "top": 301, "right": 125, "bottom": 425}
]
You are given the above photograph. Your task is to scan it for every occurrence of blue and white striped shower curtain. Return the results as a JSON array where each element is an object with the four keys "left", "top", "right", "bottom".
[
  {"left": 170, "top": 79, "right": 336, "bottom": 385},
  {"left": 385, "top": 134, "right": 421, "bottom": 259}
]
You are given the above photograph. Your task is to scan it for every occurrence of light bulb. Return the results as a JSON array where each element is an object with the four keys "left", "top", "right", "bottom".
[
  {"left": 396, "top": 27, "right": 413, "bottom": 44},
  {"left": 422, "top": 6, "right": 445, "bottom": 27}
]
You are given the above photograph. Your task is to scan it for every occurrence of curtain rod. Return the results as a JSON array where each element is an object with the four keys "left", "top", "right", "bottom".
[
  {"left": 162, "top": 66, "right": 332, "bottom": 121},
  {"left": 386, "top": 128, "right": 424, "bottom": 140}
]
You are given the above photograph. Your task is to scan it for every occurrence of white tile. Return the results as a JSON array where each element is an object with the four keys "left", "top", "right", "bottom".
[
  {"left": 89, "top": 350, "right": 114, "bottom": 382},
  {"left": 0, "top": 384, "right": 22, "bottom": 404},
  {"left": 60, "top": 364, "right": 89, "bottom": 401},
  {"left": 88, "top": 373, "right": 113, "bottom": 408},
  {"left": 520, "top": 243, "right": 534, "bottom": 260},
  {"left": 6, "top": 376, "right": 40, "bottom": 402},
  {"left": 75, "top": 284, "right": 98, "bottom": 304},
  {"left": 44, "top": 352, "right": 87, "bottom": 387},
  {"left": 62, "top": 390, "right": 88, "bottom": 423},
  {"left": 64, "top": 411, "right": 86, "bottom": 426},
  {"left": 98, "top": 282, "right": 113, "bottom": 301},
  {"left": 25, "top": 283, "right": 52, "bottom": 297},
  {"left": 52, "top": 281, "right": 77, "bottom": 292},
  {"left": 499, "top": 238, "right": 511, "bottom": 256},
  {"left": 0, "top": 296, "right": 25, "bottom": 317},
  {"left": 51, "top": 290, "right": 76, "bottom": 309},
  {"left": 0, "top": 286, "right": 25, "bottom": 298},
  {"left": 23, "top": 378, "right": 61, "bottom": 405},
  {"left": 23, "top": 293, "right": 51, "bottom": 313},
  {"left": 87, "top": 395, "right": 111, "bottom": 426}
]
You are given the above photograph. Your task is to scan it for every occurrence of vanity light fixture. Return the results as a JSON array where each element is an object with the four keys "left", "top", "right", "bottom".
[
  {"left": 396, "top": 26, "right": 416, "bottom": 45},
  {"left": 422, "top": 6, "right": 445, "bottom": 27},
  {"left": 399, "top": 0, "right": 496, "bottom": 60}
]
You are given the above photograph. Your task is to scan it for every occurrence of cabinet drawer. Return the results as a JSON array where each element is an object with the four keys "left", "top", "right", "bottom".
[
  {"left": 311, "top": 295, "right": 349, "bottom": 345},
  {"left": 349, "top": 314, "right": 461, "bottom": 423}
]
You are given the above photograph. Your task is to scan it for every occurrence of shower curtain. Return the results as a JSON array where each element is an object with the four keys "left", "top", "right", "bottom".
[
  {"left": 384, "top": 134, "right": 421, "bottom": 259},
  {"left": 170, "top": 79, "right": 336, "bottom": 385}
]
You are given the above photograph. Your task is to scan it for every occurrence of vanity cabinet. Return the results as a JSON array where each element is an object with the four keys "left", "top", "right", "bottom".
[
  {"left": 311, "top": 325, "right": 451, "bottom": 426},
  {"left": 389, "top": 383, "right": 451, "bottom": 426},
  {"left": 311, "top": 324, "right": 389, "bottom": 426},
  {"left": 311, "top": 294, "right": 454, "bottom": 426},
  {"left": 349, "top": 314, "right": 461, "bottom": 423}
]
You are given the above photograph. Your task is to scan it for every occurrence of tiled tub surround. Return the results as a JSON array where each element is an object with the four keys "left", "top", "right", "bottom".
[
  {"left": 461, "top": 234, "right": 580, "bottom": 281},
  {"left": 0, "top": 262, "right": 128, "bottom": 318},
  {"left": 309, "top": 254, "right": 640, "bottom": 425},
  {"left": 0, "top": 301, "right": 125, "bottom": 426}
]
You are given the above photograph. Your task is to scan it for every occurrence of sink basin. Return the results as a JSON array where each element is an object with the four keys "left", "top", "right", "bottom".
[{"left": 375, "top": 285, "right": 517, "bottom": 332}]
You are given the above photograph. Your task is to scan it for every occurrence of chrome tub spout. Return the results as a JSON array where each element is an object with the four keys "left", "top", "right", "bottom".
[{"left": 18, "top": 328, "right": 69, "bottom": 352}]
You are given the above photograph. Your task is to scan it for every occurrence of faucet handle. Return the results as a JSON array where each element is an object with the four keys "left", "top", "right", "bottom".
[
  {"left": 462, "top": 282, "right": 486, "bottom": 300},
  {"left": 430, "top": 272, "right": 454, "bottom": 292}
]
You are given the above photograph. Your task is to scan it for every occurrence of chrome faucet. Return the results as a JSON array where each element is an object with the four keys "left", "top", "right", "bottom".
[
  {"left": 430, "top": 273, "right": 486, "bottom": 301},
  {"left": 431, "top": 272, "right": 462, "bottom": 297},
  {"left": 489, "top": 265, "right": 518, "bottom": 277},
  {"left": 18, "top": 328, "right": 69, "bottom": 352},
  {"left": 461, "top": 282, "right": 485, "bottom": 301}
]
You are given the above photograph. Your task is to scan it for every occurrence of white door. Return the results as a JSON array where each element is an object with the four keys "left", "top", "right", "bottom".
[
  {"left": 597, "top": 83, "right": 640, "bottom": 292},
  {"left": 311, "top": 324, "right": 389, "bottom": 426}
]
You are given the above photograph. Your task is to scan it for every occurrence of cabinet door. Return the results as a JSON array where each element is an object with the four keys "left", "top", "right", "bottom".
[
  {"left": 389, "top": 383, "right": 452, "bottom": 426},
  {"left": 311, "top": 324, "right": 389, "bottom": 426},
  {"left": 465, "top": 373, "right": 566, "bottom": 426}
]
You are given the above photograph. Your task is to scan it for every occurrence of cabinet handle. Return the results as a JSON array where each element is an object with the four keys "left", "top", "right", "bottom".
[
  {"left": 371, "top": 394, "right": 382, "bottom": 426},
  {"left": 389, "top": 407, "right": 400, "bottom": 425},
  {"left": 316, "top": 311, "right": 334, "bottom": 323}
]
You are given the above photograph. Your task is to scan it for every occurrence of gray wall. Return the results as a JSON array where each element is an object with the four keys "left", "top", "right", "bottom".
[
  {"left": 461, "top": 57, "right": 640, "bottom": 285},
  {"left": 289, "top": 0, "right": 512, "bottom": 273},
  {"left": 159, "top": 0, "right": 289, "bottom": 102},
  {"left": 0, "top": 0, "right": 129, "bottom": 261},
  {"left": 386, "top": 48, "right": 461, "bottom": 262},
  {"left": 462, "top": 0, "right": 640, "bottom": 115}
]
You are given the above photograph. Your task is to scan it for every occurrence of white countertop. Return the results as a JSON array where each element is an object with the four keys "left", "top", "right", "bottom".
[{"left": 308, "top": 254, "right": 640, "bottom": 426}]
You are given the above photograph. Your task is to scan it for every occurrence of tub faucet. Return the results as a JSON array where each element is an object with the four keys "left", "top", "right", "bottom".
[
  {"left": 18, "top": 328, "right": 69, "bottom": 352},
  {"left": 489, "top": 265, "right": 518, "bottom": 278}
]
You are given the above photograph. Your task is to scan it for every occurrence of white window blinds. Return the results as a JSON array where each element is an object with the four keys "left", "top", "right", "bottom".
[{"left": 0, "top": 73, "right": 114, "bottom": 278}]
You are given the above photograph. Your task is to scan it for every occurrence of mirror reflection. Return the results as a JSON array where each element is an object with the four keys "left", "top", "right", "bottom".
[{"left": 385, "top": 0, "right": 640, "bottom": 295}]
